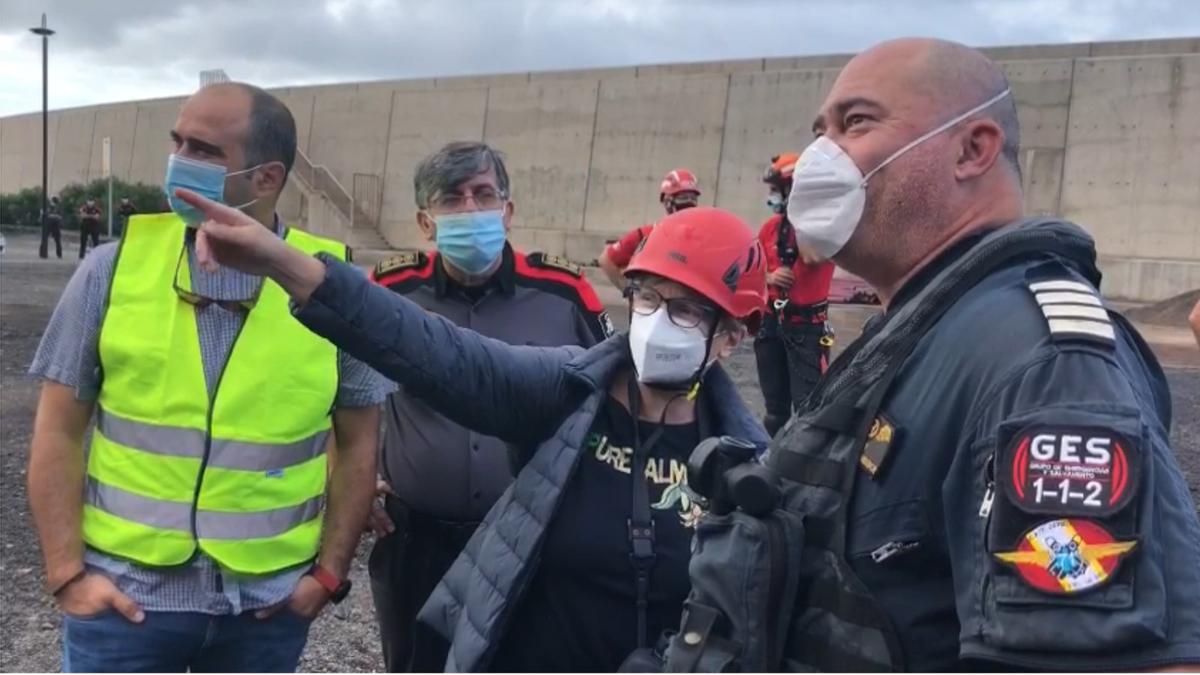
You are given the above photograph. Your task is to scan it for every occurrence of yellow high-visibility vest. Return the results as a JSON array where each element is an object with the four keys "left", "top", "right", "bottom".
[{"left": 83, "top": 212, "right": 344, "bottom": 574}]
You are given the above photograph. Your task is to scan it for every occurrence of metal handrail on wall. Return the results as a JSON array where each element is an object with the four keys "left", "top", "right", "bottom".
[
  {"left": 352, "top": 173, "right": 383, "bottom": 231},
  {"left": 292, "top": 148, "right": 379, "bottom": 230}
]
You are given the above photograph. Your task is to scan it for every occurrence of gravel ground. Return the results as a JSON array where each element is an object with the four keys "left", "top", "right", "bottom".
[{"left": 1, "top": 231, "right": 1196, "bottom": 672}]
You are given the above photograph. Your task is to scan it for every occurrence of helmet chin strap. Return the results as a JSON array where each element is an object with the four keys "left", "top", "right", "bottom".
[{"left": 684, "top": 329, "right": 717, "bottom": 401}]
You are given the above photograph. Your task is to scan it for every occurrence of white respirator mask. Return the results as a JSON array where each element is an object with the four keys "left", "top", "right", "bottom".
[
  {"left": 786, "top": 88, "right": 1012, "bottom": 259},
  {"left": 628, "top": 307, "right": 710, "bottom": 387}
]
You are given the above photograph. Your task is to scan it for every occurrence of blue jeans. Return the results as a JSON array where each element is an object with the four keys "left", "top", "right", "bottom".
[{"left": 62, "top": 609, "right": 312, "bottom": 672}]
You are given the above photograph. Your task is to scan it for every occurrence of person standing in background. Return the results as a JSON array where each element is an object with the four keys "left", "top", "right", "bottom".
[
  {"left": 117, "top": 197, "right": 138, "bottom": 236},
  {"left": 754, "top": 153, "right": 835, "bottom": 435},
  {"left": 40, "top": 195, "right": 64, "bottom": 259},
  {"left": 77, "top": 199, "right": 102, "bottom": 258},
  {"left": 366, "top": 141, "right": 612, "bottom": 672},
  {"left": 597, "top": 168, "right": 702, "bottom": 291}
]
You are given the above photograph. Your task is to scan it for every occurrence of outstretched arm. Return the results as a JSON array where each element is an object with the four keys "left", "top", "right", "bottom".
[{"left": 176, "top": 188, "right": 578, "bottom": 444}]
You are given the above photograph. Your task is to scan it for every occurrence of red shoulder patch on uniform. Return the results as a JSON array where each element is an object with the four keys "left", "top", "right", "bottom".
[
  {"left": 371, "top": 250, "right": 434, "bottom": 289},
  {"left": 517, "top": 251, "right": 605, "bottom": 314}
]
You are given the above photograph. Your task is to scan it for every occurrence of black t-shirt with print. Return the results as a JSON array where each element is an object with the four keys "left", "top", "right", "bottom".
[{"left": 491, "top": 396, "right": 703, "bottom": 672}]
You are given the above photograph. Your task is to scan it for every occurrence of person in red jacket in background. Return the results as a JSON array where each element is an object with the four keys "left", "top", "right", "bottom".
[
  {"left": 755, "top": 153, "right": 836, "bottom": 435},
  {"left": 598, "top": 168, "right": 701, "bottom": 290}
]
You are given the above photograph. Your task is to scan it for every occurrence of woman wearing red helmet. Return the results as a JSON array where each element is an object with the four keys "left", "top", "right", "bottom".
[{"left": 173, "top": 188, "right": 769, "bottom": 673}]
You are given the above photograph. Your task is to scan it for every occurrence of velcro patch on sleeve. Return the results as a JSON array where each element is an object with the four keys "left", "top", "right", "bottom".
[
  {"left": 374, "top": 250, "right": 426, "bottom": 278},
  {"left": 528, "top": 252, "right": 582, "bottom": 277},
  {"left": 999, "top": 424, "right": 1139, "bottom": 517},
  {"left": 1026, "top": 276, "right": 1115, "bottom": 346},
  {"left": 859, "top": 413, "right": 900, "bottom": 479}
]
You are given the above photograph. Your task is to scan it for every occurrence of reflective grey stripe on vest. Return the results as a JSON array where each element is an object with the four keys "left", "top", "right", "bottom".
[
  {"left": 98, "top": 408, "right": 328, "bottom": 471},
  {"left": 98, "top": 408, "right": 205, "bottom": 460},
  {"left": 86, "top": 479, "right": 191, "bottom": 531},
  {"left": 197, "top": 496, "right": 324, "bottom": 539},
  {"left": 86, "top": 479, "right": 323, "bottom": 539}
]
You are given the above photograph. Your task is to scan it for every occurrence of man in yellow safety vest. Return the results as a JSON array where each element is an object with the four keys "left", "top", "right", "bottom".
[{"left": 27, "top": 82, "right": 391, "bottom": 672}]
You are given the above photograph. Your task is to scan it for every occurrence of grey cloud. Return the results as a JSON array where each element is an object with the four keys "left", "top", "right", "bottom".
[
  {"left": 0, "top": 0, "right": 194, "bottom": 49},
  {"left": 1, "top": 0, "right": 1197, "bottom": 114}
]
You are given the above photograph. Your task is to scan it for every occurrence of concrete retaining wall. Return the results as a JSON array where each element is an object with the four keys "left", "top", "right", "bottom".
[{"left": 2, "top": 37, "right": 1197, "bottom": 300}]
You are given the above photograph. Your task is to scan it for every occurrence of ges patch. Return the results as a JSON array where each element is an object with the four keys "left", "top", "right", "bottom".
[
  {"left": 990, "top": 423, "right": 1142, "bottom": 596},
  {"left": 998, "top": 425, "right": 1139, "bottom": 518}
]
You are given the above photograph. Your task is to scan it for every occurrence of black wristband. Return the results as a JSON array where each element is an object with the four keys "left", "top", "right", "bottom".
[{"left": 48, "top": 569, "right": 87, "bottom": 598}]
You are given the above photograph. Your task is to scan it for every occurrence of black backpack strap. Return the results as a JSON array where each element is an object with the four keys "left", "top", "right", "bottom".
[
  {"left": 666, "top": 602, "right": 736, "bottom": 673},
  {"left": 670, "top": 602, "right": 719, "bottom": 671},
  {"left": 771, "top": 453, "right": 844, "bottom": 489},
  {"left": 776, "top": 215, "right": 798, "bottom": 267},
  {"left": 806, "top": 401, "right": 860, "bottom": 433}
]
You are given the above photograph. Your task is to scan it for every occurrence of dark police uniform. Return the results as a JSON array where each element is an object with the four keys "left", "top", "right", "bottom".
[
  {"left": 117, "top": 200, "right": 138, "bottom": 236},
  {"left": 366, "top": 243, "right": 613, "bottom": 672},
  {"left": 78, "top": 203, "right": 102, "bottom": 258},
  {"left": 738, "top": 220, "right": 1200, "bottom": 672},
  {"left": 40, "top": 200, "right": 64, "bottom": 259}
]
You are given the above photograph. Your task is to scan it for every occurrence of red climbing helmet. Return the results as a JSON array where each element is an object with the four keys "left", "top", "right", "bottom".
[
  {"left": 625, "top": 206, "right": 768, "bottom": 330},
  {"left": 659, "top": 168, "right": 701, "bottom": 200},
  {"left": 762, "top": 152, "right": 800, "bottom": 190}
]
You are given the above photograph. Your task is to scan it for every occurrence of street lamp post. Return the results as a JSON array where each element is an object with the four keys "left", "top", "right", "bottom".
[{"left": 30, "top": 14, "right": 54, "bottom": 259}]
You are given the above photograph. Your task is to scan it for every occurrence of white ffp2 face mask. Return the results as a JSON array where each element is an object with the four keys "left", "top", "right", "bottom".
[
  {"left": 629, "top": 307, "right": 709, "bottom": 386},
  {"left": 786, "top": 88, "right": 1012, "bottom": 259}
]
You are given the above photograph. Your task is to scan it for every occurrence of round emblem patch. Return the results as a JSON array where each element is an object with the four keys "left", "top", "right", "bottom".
[{"left": 994, "top": 519, "right": 1137, "bottom": 595}]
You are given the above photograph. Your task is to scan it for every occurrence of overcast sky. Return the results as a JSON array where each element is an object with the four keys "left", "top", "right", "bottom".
[{"left": 1, "top": 0, "right": 1198, "bottom": 117}]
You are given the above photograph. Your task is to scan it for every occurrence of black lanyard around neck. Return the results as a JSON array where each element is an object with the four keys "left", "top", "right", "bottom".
[{"left": 625, "top": 376, "right": 694, "bottom": 649}]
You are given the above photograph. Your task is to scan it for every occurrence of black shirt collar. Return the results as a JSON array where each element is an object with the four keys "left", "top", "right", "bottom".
[
  {"left": 434, "top": 242, "right": 516, "bottom": 300},
  {"left": 887, "top": 230, "right": 996, "bottom": 313}
]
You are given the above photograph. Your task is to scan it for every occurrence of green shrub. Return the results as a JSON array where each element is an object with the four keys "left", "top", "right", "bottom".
[
  {"left": 0, "top": 187, "right": 43, "bottom": 227},
  {"left": 0, "top": 178, "right": 168, "bottom": 230}
]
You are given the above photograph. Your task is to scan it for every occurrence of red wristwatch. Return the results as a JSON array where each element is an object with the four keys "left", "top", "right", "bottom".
[{"left": 308, "top": 564, "right": 352, "bottom": 604}]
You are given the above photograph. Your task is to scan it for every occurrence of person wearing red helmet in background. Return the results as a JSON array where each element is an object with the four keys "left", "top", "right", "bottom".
[
  {"left": 755, "top": 152, "right": 837, "bottom": 435},
  {"left": 598, "top": 168, "right": 702, "bottom": 290},
  {"left": 170, "top": 187, "right": 770, "bottom": 673}
]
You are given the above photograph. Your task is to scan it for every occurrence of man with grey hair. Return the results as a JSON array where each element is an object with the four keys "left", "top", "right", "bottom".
[
  {"left": 366, "top": 140, "right": 613, "bottom": 671},
  {"left": 666, "top": 38, "right": 1200, "bottom": 671},
  {"left": 27, "top": 81, "right": 390, "bottom": 672}
]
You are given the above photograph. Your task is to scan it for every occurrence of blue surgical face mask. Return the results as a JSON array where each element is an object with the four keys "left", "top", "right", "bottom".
[
  {"left": 163, "top": 154, "right": 259, "bottom": 226},
  {"left": 766, "top": 191, "right": 785, "bottom": 213},
  {"left": 434, "top": 208, "right": 507, "bottom": 276}
]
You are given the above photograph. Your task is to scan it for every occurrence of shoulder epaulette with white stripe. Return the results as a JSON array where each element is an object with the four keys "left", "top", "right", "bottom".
[{"left": 1026, "top": 277, "right": 1115, "bottom": 346}]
